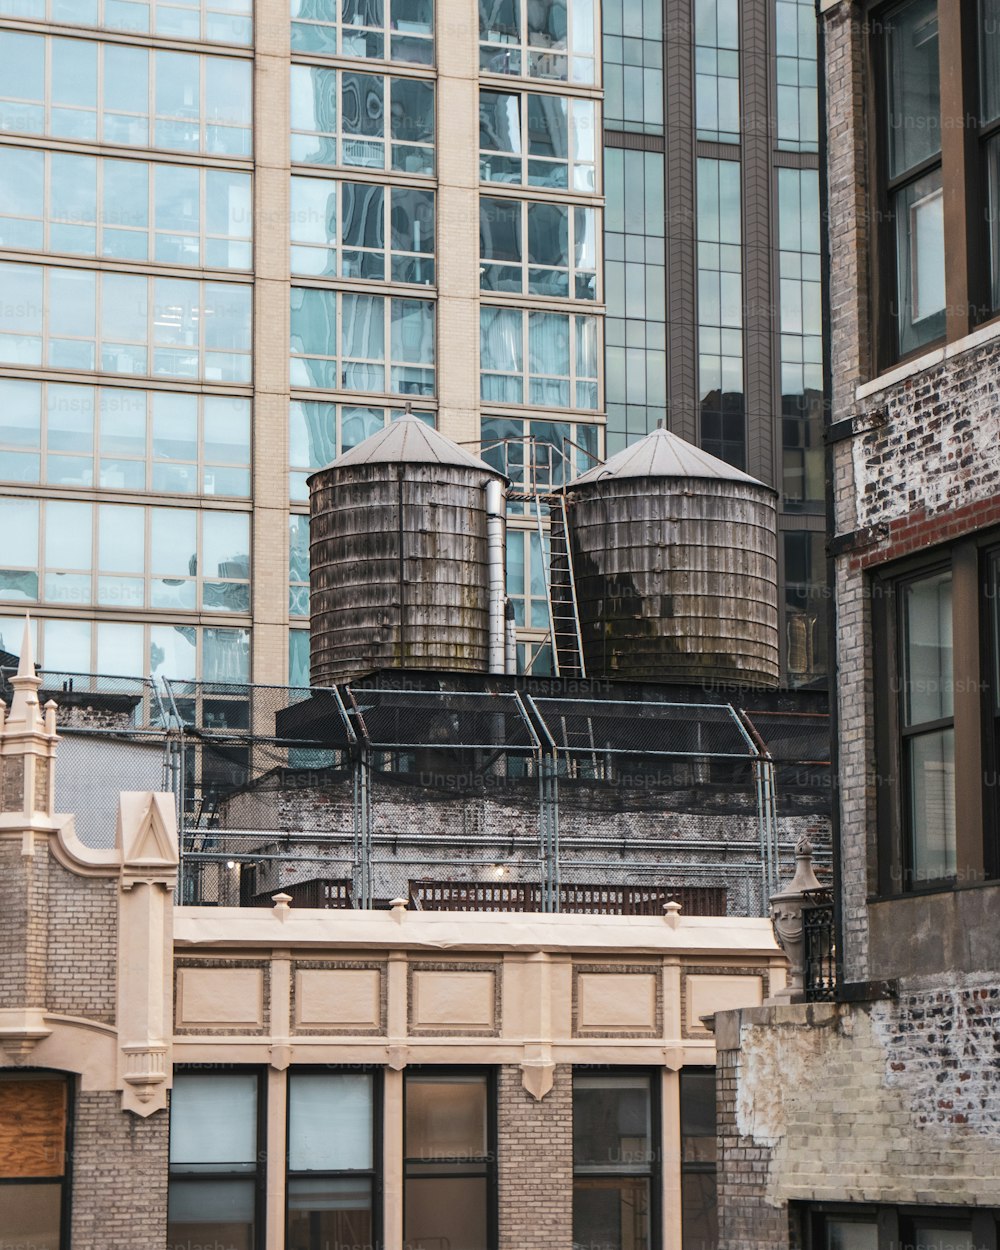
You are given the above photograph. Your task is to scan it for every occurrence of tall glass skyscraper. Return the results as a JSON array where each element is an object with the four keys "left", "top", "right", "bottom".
[
  {"left": 603, "top": 0, "right": 826, "bottom": 688},
  {"left": 0, "top": 0, "right": 823, "bottom": 690}
]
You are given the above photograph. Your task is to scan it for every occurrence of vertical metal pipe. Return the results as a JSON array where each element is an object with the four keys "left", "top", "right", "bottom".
[
  {"left": 504, "top": 600, "right": 517, "bottom": 675},
  {"left": 486, "top": 478, "right": 505, "bottom": 674}
]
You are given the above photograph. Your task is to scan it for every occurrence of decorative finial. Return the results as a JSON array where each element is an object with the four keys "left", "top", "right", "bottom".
[
  {"left": 6, "top": 616, "right": 44, "bottom": 730},
  {"left": 16, "top": 616, "right": 36, "bottom": 682}
]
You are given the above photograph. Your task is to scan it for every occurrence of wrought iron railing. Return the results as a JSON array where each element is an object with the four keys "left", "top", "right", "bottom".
[{"left": 803, "top": 888, "right": 837, "bottom": 1002}]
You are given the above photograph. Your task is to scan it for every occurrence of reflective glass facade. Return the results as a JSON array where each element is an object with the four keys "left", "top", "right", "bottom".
[
  {"left": 600, "top": 0, "right": 827, "bottom": 686},
  {"left": 604, "top": 148, "right": 665, "bottom": 453},
  {"left": 696, "top": 157, "right": 744, "bottom": 470}
]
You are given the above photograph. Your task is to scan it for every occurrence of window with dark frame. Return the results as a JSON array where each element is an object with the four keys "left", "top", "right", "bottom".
[
  {"left": 167, "top": 1069, "right": 264, "bottom": 1250},
  {"left": 870, "top": 1, "right": 1000, "bottom": 364},
  {"left": 403, "top": 1069, "right": 496, "bottom": 1250},
  {"left": 0, "top": 1072, "right": 71, "bottom": 1250},
  {"left": 680, "top": 1068, "right": 718, "bottom": 1250},
  {"left": 286, "top": 1070, "right": 380, "bottom": 1250},
  {"left": 805, "top": 1202, "right": 1000, "bottom": 1250},
  {"left": 875, "top": 0, "right": 945, "bottom": 362},
  {"left": 981, "top": 0, "right": 1000, "bottom": 311},
  {"left": 873, "top": 535, "right": 1000, "bottom": 895},
  {"left": 572, "top": 1071, "right": 658, "bottom": 1250}
]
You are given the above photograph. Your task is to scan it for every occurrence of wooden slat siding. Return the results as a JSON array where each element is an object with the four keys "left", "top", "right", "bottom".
[
  {"left": 409, "top": 881, "right": 727, "bottom": 917},
  {"left": 0, "top": 1078, "right": 67, "bottom": 1179},
  {"left": 251, "top": 879, "right": 353, "bottom": 909}
]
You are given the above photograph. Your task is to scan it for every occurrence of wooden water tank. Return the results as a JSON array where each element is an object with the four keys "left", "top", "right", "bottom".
[{"left": 564, "top": 428, "right": 779, "bottom": 687}]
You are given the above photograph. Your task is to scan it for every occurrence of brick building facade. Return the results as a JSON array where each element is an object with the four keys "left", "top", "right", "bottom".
[
  {"left": 0, "top": 629, "right": 789, "bottom": 1249},
  {"left": 714, "top": 0, "right": 1000, "bottom": 1244}
]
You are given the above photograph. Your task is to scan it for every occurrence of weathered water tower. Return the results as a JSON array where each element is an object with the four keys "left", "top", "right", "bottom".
[
  {"left": 308, "top": 415, "right": 507, "bottom": 684},
  {"left": 564, "top": 426, "right": 779, "bottom": 686}
]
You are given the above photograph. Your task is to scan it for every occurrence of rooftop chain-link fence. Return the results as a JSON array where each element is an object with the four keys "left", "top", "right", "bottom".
[{"left": 2, "top": 668, "right": 832, "bottom": 916}]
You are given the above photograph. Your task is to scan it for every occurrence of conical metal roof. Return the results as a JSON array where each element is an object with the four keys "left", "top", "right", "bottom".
[
  {"left": 322, "top": 414, "right": 504, "bottom": 476},
  {"left": 569, "top": 426, "right": 766, "bottom": 488}
]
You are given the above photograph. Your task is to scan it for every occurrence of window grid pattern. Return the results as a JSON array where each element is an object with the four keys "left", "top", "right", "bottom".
[
  {"left": 290, "top": 288, "right": 435, "bottom": 396},
  {"left": 0, "top": 261, "right": 252, "bottom": 383},
  {"left": 478, "top": 0, "right": 597, "bottom": 84},
  {"left": 0, "top": 0, "right": 253, "bottom": 45},
  {"left": 694, "top": 0, "right": 740, "bottom": 143},
  {"left": 775, "top": 0, "right": 819, "bottom": 152},
  {"left": 777, "top": 167, "right": 823, "bottom": 512},
  {"left": 479, "top": 414, "right": 600, "bottom": 497},
  {"left": 0, "top": 146, "right": 252, "bottom": 271},
  {"left": 0, "top": 495, "right": 251, "bottom": 614},
  {"left": 601, "top": 0, "right": 663, "bottom": 135},
  {"left": 291, "top": 65, "right": 435, "bottom": 177},
  {"left": 480, "top": 305, "right": 599, "bottom": 411},
  {"left": 0, "top": 378, "right": 251, "bottom": 497},
  {"left": 506, "top": 525, "right": 549, "bottom": 629},
  {"left": 783, "top": 530, "right": 827, "bottom": 689},
  {"left": 479, "top": 89, "right": 598, "bottom": 192},
  {"left": 0, "top": 614, "right": 250, "bottom": 682},
  {"left": 0, "top": 33, "right": 252, "bottom": 157},
  {"left": 696, "top": 158, "right": 744, "bottom": 470},
  {"left": 290, "top": 175, "right": 434, "bottom": 285},
  {"left": 290, "top": 513, "right": 309, "bottom": 618},
  {"left": 289, "top": 401, "right": 433, "bottom": 500},
  {"left": 479, "top": 195, "right": 598, "bottom": 301},
  {"left": 604, "top": 147, "right": 666, "bottom": 455},
  {"left": 291, "top": 0, "right": 433, "bottom": 65}
]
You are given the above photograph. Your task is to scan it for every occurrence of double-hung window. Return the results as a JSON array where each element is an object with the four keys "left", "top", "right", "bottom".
[
  {"left": 287, "top": 1070, "right": 379, "bottom": 1250},
  {"left": 876, "top": 0, "right": 944, "bottom": 359},
  {"left": 870, "top": 3, "right": 1000, "bottom": 362},
  {"left": 874, "top": 536, "right": 1000, "bottom": 893},
  {"left": 572, "top": 1072, "right": 657, "bottom": 1250},
  {"left": 167, "top": 1070, "right": 263, "bottom": 1250},
  {"left": 403, "top": 1070, "right": 496, "bottom": 1250}
]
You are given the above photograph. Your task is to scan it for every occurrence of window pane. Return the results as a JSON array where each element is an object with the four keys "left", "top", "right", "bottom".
[
  {"left": 903, "top": 571, "right": 953, "bottom": 724},
  {"left": 169, "top": 1073, "right": 258, "bottom": 1168},
  {"left": 405, "top": 1074, "right": 486, "bottom": 1159},
  {"left": 404, "top": 1177, "right": 488, "bottom": 1250},
  {"left": 288, "top": 1074, "right": 373, "bottom": 1172},
  {"left": 885, "top": 0, "right": 940, "bottom": 178},
  {"left": 167, "top": 1178, "right": 255, "bottom": 1250},
  {"left": 287, "top": 1176, "right": 373, "bottom": 1250},
  {"left": 825, "top": 1221, "right": 879, "bottom": 1250},
  {"left": 911, "top": 1228, "right": 974, "bottom": 1250},
  {"left": 573, "top": 1075, "right": 652, "bottom": 1173},
  {"left": 908, "top": 727, "right": 956, "bottom": 880},
  {"left": 982, "top": 0, "right": 1000, "bottom": 124},
  {"left": 681, "top": 1172, "right": 717, "bottom": 1250},
  {"left": 572, "top": 1177, "right": 650, "bottom": 1250},
  {"left": 0, "top": 1184, "right": 61, "bottom": 1250}
]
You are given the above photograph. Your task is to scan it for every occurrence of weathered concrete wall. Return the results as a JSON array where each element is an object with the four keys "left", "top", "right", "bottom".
[{"left": 716, "top": 990, "right": 1000, "bottom": 1247}]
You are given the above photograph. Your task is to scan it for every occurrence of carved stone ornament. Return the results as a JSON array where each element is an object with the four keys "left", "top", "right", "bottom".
[{"left": 767, "top": 835, "right": 822, "bottom": 1002}]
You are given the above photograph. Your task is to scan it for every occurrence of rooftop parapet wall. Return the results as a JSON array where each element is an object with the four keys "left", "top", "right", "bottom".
[{"left": 715, "top": 989, "right": 1000, "bottom": 1246}]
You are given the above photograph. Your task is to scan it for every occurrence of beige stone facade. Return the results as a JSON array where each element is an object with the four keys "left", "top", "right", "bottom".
[{"left": 0, "top": 641, "right": 785, "bottom": 1248}]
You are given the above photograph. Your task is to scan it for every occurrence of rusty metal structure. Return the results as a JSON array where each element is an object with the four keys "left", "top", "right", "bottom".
[
  {"left": 562, "top": 426, "right": 780, "bottom": 686},
  {"left": 308, "top": 414, "right": 507, "bottom": 684}
]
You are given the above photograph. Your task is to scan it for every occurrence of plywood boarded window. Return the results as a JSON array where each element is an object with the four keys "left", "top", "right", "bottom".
[{"left": 0, "top": 1073, "right": 69, "bottom": 1250}]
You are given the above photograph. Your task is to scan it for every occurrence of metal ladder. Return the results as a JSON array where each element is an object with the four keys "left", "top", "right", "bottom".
[{"left": 538, "top": 493, "right": 586, "bottom": 679}]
